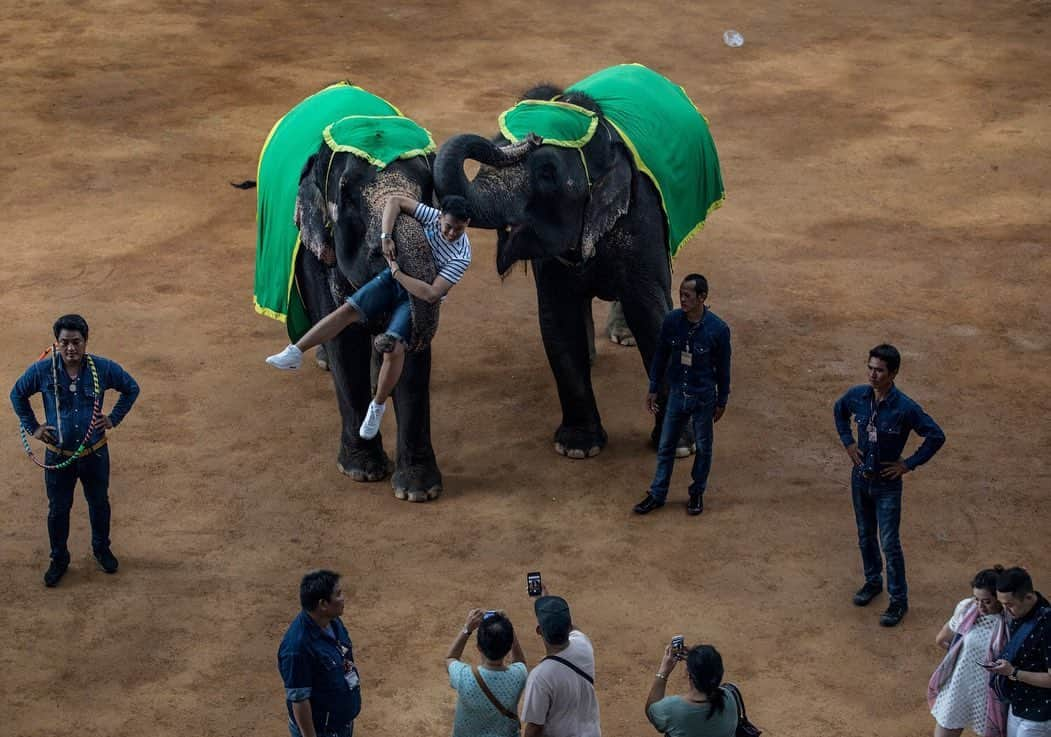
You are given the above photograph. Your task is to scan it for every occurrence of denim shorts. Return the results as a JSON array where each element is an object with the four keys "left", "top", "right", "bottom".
[{"left": 346, "top": 268, "right": 411, "bottom": 343}]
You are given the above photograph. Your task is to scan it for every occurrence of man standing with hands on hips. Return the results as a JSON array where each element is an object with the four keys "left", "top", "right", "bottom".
[
  {"left": 634, "top": 273, "right": 731, "bottom": 517},
  {"left": 10, "top": 314, "right": 140, "bottom": 587},
  {"left": 833, "top": 344, "right": 945, "bottom": 627}
]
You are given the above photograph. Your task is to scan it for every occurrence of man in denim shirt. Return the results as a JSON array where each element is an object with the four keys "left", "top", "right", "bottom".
[
  {"left": 279, "top": 570, "right": 362, "bottom": 737},
  {"left": 833, "top": 344, "right": 945, "bottom": 627},
  {"left": 10, "top": 314, "right": 140, "bottom": 587},
  {"left": 634, "top": 274, "right": 731, "bottom": 517}
]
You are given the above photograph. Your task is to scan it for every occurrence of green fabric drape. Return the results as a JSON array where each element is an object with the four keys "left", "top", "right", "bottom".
[
  {"left": 567, "top": 63, "right": 725, "bottom": 256},
  {"left": 499, "top": 100, "right": 598, "bottom": 148}
]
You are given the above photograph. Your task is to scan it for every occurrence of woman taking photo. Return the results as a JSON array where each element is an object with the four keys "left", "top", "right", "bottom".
[
  {"left": 645, "top": 642, "right": 738, "bottom": 737},
  {"left": 928, "top": 565, "right": 1009, "bottom": 737}
]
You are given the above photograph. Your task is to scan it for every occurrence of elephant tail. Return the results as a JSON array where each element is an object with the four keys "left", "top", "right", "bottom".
[{"left": 229, "top": 179, "right": 257, "bottom": 190}]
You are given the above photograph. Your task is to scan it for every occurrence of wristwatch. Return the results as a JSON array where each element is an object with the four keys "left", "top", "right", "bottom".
[
  {"left": 1009, "top": 667, "right": 1020, "bottom": 681},
  {"left": 380, "top": 233, "right": 393, "bottom": 241},
  {"left": 461, "top": 627, "right": 471, "bottom": 636}
]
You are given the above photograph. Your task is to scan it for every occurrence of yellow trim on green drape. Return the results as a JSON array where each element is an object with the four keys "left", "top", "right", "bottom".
[
  {"left": 322, "top": 115, "right": 436, "bottom": 168},
  {"left": 498, "top": 100, "right": 599, "bottom": 148},
  {"left": 253, "top": 294, "right": 288, "bottom": 322}
]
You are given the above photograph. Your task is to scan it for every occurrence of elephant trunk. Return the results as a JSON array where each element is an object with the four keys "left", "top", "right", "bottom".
[{"left": 434, "top": 134, "right": 533, "bottom": 229}]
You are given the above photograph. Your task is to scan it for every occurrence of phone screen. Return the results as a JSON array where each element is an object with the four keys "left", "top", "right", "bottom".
[{"left": 527, "top": 572, "right": 542, "bottom": 597}]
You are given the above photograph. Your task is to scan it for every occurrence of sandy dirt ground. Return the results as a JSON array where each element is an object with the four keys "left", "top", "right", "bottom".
[{"left": 2, "top": 1, "right": 1049, "bottom": 735}]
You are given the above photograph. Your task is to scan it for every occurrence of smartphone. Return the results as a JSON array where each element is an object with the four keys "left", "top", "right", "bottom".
[
  {"left": 671, "top": 635, "right": 686, "bottom": 658},
  {"left": 484, "top": 610, "right": 498, "bottom": 620},
  {"left": 527, "top": 571, "right": 542, "bottom": 597},
  {"left": 975, "top": 660, "right": 995, "bottom": 669}
]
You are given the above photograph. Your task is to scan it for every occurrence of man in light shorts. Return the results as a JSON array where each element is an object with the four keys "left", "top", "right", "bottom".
[{"left": 267, "top": 195, "right": 471, "bottom": 439}]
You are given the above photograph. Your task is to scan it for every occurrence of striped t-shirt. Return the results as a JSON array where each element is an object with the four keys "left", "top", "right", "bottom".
[{"left": 414, "top": 203, "right": 471, "bottom": 285}]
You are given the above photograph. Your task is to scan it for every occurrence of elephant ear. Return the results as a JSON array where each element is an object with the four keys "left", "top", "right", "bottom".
[
  {"left": 294, "top": 153, "right": 336, "bottom": 265},
  {"left": 580, "top": 151, "right": 632, "bottom": 261}
]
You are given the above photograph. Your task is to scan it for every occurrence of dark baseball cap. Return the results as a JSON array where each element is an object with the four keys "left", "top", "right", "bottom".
[{"left": 534, "top": 595, "right": 572, "bottom": 639}]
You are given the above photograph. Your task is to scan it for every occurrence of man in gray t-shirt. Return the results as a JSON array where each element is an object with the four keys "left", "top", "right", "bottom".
[{"left": 520, "top": 595, "right": 601, "bottom": 737}]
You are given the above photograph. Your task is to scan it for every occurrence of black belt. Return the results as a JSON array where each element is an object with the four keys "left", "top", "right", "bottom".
[{"left": 45, "top": 437, "right": 108, "bottom": 457}]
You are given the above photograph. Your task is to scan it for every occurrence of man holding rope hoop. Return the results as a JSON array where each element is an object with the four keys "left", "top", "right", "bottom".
[{"left": 10, "top": 314, "right": 140, "bottom": 587}]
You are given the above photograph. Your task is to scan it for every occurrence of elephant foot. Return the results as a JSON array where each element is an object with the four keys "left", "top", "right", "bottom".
[
  {"left": 648, "top": 426, "right": 695, "bottom": 457},
  {"left": 336, "top": 444, "right": 393, "bottom": 482},
  {"left": 392, "top": 463, "right": 443, "bottom": 503},
  {"left": 314, "top": 345, "right": 330, "bottom": 372},
  {"left": 553, "top": 425, "right": 607, "bottom": 459},
  {"left": 675, "top": 443, "right": 696, "bottom": 458},
  {"left": 606, "top": 302, "right": 636, "bottom": 347}
]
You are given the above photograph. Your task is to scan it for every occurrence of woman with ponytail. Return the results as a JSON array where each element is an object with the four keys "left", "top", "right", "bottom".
[
  {"left": 928, "top": 566, "right": 1009, "bottom": 737},
  {"left": 645, "top": 641, "right": 738, "bottom": 736}
]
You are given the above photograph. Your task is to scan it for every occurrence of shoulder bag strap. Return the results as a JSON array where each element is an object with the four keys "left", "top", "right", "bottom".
[
  {"left": 542, "top": 655, "right": 595, "bottom": 685},
  {"left": 471, "top": 665, "right": 519, "bottom": 722},
  {"left": 724, "top": 682, "right": 746, "bottom": 720}
]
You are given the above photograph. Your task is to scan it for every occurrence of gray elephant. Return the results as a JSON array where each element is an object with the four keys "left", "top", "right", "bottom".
[
  {"left": 254, "top": 83, "right": 446, "bottom": 500},
  {"left": 434, "top": 64, "right": 724, "bottom": 459}
]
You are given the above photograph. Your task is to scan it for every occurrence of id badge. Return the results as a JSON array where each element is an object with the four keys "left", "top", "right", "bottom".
[
  {"left": 680, "top": 351, "right": 693, "bottom": 366},
  {"left": 867, "top": 424, "right": 877, "bottom": 443}
]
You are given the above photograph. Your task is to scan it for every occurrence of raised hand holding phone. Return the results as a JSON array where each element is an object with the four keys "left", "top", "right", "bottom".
[{"left": 527, "top": 571, "right": 542, "bottom": 597}]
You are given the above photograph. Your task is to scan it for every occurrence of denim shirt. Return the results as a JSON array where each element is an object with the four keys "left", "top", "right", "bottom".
[
  {"left": 278, "top": 612, "right": 361, "bottom": 733},
  {"left": 833, "top": 384, "right": 945, "bottom": 488},
  {"left": 10, "top": 355, "right": 140, "bottom": 451},
  {"left": 648, "top": 308, "right": 731, "bottom": 405}
]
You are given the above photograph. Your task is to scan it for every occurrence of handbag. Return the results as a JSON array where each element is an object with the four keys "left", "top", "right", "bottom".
[
  {"left": 471, "top": 665, "right": 520, "bottom": 722},
  {"left": 723, "top": 682, "right": 762, "bottom": 737}
]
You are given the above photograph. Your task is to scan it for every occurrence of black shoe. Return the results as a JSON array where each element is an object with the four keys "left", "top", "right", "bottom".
[
  {"left": 44, "top": 560, "right": 68, "bottom": 587},
  {"left": 853, "top": 582, "right": 883, "bottom": 607},
  {"left": 94, "top": 548, "right": 119, "bottom": 574},
  {"left": 687, "top": 494, "right": 704, "bottom": 516},
  {"left": 633, "top": 495, "right": 664, "bottom": 515},
  {"left": 880, "top": 601, "right": 908, "bottom": 627}
]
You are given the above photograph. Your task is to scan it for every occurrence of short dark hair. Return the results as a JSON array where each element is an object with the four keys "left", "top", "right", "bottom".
[
  {"left": 972, "top": 565, "right": 1005, "bottom": 593},
  {"left": 681, "top": 273, "right": 708, "bottom": 296},
  {"left": 996, "top": 567, "right": 1034, "bottom": 598},
  {"left": 477, "top": 613, "right": 515, "bottom": 660},
  {"left": 539, "top": 617, "right": 571, "bottom": 646},
  {"left": 869, "top": 344, "right": 901, "bottom": 373},
  {"left": 685, "top": 645, "right": 726, "bottom": 718},
  {"left": 299, "top": 569, "right": 340, "bottom": 611},
  {"left": 440, "top": 195, "right": 471, "bottom": 222},
  {"left": 53, "top": 314, "right": 89, "bottom": 341}
]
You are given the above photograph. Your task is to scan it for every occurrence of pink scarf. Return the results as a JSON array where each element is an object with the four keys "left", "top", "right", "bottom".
[{"left": 927, "top": 601, "right": 1008, "bottom": 737}]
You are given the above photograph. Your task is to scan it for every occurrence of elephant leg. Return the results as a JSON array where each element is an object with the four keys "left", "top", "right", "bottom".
[
  {"left": 296, "top": 258, "right": 392, "bottom": 481},
  {"left": 535, "top": 261, "right": 607, "bottom": 458},
  {"left": 390, "top": 346, "right": 443, "bottom": 502},
  {"left": 586, "top": 302, "right": 597, "bottom": 366},
  {"left": 314, "top": 344, "right": 330, "bottom": 371},
  {"left": 606, "top": 300, "right": 636, "bottom": 346}
]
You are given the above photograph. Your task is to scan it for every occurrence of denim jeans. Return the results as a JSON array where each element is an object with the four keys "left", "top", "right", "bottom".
[
  {"left": 346, "top": 268, "right": 412, "bottom": 342},
  {"left": 649, "top": 388, "right": 716, "bottom": 502},
  {"left": 44, "top": 446, "right": 111, "bottom": 563},
  {"left": 851, "top": 468, "right": 907, "bottom": 604},
  {"left": 288, "top": 716, "right": 355, "bottom": 737}
]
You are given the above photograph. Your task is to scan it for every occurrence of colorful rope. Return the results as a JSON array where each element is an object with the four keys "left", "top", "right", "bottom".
[{"left": 19, "top": 349, "right": 103, "bottom": 470}]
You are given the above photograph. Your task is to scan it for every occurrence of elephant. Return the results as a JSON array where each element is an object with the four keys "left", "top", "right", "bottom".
[
  {"left": 291, "top": 143, "right": 443, "bottom": 500},
  {"left": 434, "top": 68, "right": 723, "bottom": 459}
]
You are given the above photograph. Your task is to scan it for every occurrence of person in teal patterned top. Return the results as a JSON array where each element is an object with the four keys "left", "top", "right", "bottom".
[{"left": 445, "top": 608, "right": 528, "bottom": 737}]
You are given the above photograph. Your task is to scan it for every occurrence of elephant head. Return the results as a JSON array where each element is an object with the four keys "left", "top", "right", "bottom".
[
  {"left": 434, "top": 89, "right": 635, "bottom": 276},
  {"left": 294, "top": 145, "right": 440, "bottom": 350}
]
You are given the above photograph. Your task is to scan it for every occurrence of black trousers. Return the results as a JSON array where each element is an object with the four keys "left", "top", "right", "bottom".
[{"left": 44, "top": 446, "right": 111, "bottom": 563}]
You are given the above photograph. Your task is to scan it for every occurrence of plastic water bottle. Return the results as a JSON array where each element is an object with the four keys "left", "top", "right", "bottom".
[{"left": 723, "top": 29, "right": 744, "bottom": 47}]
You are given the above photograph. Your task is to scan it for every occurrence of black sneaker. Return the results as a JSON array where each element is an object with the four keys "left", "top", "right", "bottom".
[
  {"left": 687, "top": 495, "right": 704, "bottom": 516},
  {"left": 633, "top": 495, "right": 664, "bottom": 515},
  {"left": 44, "top": 560, "right": 68, "bottom": 587},
  {"left": 880, "top": 601, "right": 908, "bottom": 627},
  {"left": 852, "top": 582, "right": 883, "bottom": 607},
  {"left": 94, "top": 548, "right": 119, "bottom": 574}
]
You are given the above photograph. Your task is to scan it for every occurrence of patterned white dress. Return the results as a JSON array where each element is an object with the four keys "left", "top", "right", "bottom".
[{"left": 931, "top": 598, "right": 1003, "bottom": 732}]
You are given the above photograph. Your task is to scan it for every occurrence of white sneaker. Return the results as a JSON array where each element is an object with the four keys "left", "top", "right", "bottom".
[
  {"left": 359, "top": 401, "right": 386, "bottom": 439},
  {"left": 266, "top": 344, "right": 303, "bottom": 370}
]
